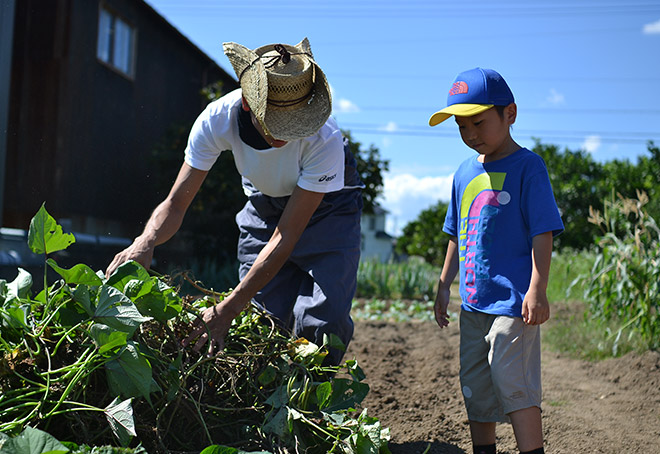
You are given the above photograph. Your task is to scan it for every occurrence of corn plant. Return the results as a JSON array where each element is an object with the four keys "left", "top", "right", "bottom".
[{"left": 580, "top": 191, "right": 660, "bottom": 351}]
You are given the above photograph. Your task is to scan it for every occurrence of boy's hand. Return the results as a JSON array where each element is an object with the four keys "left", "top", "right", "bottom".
[
  {"left": 521, "top": 288, "right": 550, "bottom": 325},
  {"left": 434, "top": 287, "right": 451, "bottom": 329}
]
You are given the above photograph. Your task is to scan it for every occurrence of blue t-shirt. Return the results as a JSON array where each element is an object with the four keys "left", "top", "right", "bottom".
[{"left": 443, "top": 148, "right": 564, "bottom": 317}]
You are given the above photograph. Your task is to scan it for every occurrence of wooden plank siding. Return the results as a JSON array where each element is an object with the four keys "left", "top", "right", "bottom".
[{"left": 4, "top": 0, "right": 237, "bottom": 239}]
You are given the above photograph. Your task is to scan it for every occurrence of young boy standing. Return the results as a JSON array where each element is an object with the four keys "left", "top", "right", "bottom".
[{"left": 429, "top": 68, "right": 564, "bottom": 454}]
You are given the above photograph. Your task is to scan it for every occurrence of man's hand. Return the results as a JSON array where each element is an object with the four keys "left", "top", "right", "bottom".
[
  {"left": 183, "top": 299, "right": 242, "bottom": 356},
  {"left": 105, "top": 237, "right": 154, "bottom": 278}
]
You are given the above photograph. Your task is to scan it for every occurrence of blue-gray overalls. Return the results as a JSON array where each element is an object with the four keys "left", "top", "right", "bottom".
[{"left": 235, "top": 139, "right": 363, "bottom": 366}]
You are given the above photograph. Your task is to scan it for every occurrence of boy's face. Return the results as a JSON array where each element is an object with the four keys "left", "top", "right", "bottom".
[{"left": 455, "top": 103, "right": 517, "bottom": 162}]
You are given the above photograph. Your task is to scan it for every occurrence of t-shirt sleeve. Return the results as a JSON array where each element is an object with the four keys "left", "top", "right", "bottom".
[
  {"left": 184, "top": 104, "right": 232, "bottom": 171},
  {"left": 296, "top": 127, "right": 345, "bottom": 193},
  {"left": 522, "top": 163, "right": 565, "bottom": 237},
  {"left": 443, "top": 177, "right": 459, "bottom": 237}
]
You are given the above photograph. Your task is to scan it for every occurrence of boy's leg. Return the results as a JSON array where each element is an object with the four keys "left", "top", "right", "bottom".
[
  {"left": 509, "top": 406, "right": 543, "bottom": 452},
  {"left": 460, "top": 312, "right": 508, "bottom": 452},
  {"left": 487, "top": 316, "right": 544, "bottom": 452},
  {"left": 469, "top": 421, "right": 496, "bottom": 452}
]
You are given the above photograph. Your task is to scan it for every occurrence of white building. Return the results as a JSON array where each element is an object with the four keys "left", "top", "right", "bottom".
[{"left": 360, "top": 205, "right": 394, "bottom": 263}]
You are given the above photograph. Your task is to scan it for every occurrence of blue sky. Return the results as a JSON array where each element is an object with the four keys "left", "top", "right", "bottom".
[{"left": 145, "top": 0, "right": 660, "bottom": 235}]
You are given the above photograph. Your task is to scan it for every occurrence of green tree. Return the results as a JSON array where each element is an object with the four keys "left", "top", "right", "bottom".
[
  {"left": 394, "top": 200, "right": 449, "bottom": 267},
  {"left": 633, "top": 141, "right": 660, "bottom": 220},
  {"left": 342, "top": 130, "right": 390, "bottom": 214},
  {"left": 535, "top": 139, "right": 660, "bottom": 251},
  {"left": 532, "top": 139, "right": 606, "bottom": 250}
]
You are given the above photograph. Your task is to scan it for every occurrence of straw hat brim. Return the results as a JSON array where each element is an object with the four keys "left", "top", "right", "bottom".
[{"left": 223, "top": 38, "right": 332, "bottom": 142}]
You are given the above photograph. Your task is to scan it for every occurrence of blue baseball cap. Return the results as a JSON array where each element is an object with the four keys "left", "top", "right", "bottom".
[{"left": 429, "top": 67, "right": 514, "bottom": 126}]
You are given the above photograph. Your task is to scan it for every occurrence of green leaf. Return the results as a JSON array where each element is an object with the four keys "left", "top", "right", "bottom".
[
  {"left": 257, "top": 365, "right": 278, "bottom": 386},
  {"left": 0, "top": 426, "right": 69, "bottom": 454},
  {"left": 0, "top": 302, "right": 30, "bottom": 341},
  {"left": 46, "top": 260, "right": 103, "bottom": 286},
  {"left": 316, "top": 381, "right": 333, "bottom": 409},
  {"left": 323, "top": 333, "right": 346, "bottom": 352},
  {"left": 131, "top": 279, "right": 182, "bottom": 323},
  {"left": 72, "top": 286, "right": 94, "bottom": 316},
  {"left": 7, "top": 268, "right": 33, "bottom": 299},
  {"left": 89, "top": 324, "right": 129, "bottom": 355},
  {"left": 106, "top": 261, "right": 150, "bottom": 293},
  {"left": 27, "top": 204, "right": 75, "bottom": 255},
  {"left": 199, "top": 447, "right": 238, "bottom": 454},
  {"left": 347, "top": 432, "right": 378, "bottom": 454},
  {"left": 345, "top": 359, "right": 367, "bottom": 382},
  {"left": 262, "top": 406, "right": 291, "bottom": 440},
  {"left": 318, "top": 378, "right": 370, "bottom": 412},
  {"left": 106, "top": 342, "right": 159, "bottom": 401},
  {"left": 93, "top": 286, "right": 151, "bottom": 336},
  {"left": 104, "top": 397, "right": 136, "bottom": 447},
  {"left": 199, "top": 446, "right": 272, "bottom": 454}
]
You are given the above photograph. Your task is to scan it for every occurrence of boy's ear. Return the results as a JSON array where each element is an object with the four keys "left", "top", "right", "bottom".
[{"left": 505, "top": 102, "right": 517, "bottom": 125}]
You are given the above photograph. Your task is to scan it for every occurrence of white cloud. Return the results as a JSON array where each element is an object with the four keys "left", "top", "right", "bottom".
[
  {"left": 546, "top": 88, "right": 565, "bottom": 106},
  {"left": 381, "top": 173, "right": 454, "bottom": 236},
  {"left": 334, "top": 98, "right": 360, "bottom": 113},
  {"left": 643, "top": 19, "right": 660, "bottom": 34},
  {"left": 582, "top": 135, "right": 602, "bottom": 154},
  {"left": 380, "top": 121, "right": 398, "bottom": 132}
]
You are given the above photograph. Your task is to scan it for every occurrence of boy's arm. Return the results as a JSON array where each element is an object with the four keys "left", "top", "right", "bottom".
[
  {"left": 522, "top": 231, "right": 554, "bottom": 325},
  {"left": 434, "top": 236, "right": 459, "bottom": 328}
]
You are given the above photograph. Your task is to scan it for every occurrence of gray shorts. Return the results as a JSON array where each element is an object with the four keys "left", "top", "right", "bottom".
[{"left": 459, "top": 310, "right": 542, "bottom": 423}]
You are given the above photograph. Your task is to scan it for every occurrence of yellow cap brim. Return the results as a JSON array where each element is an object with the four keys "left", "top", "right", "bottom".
[{"left": 428, "top": 104, "right": 494, "bottom": 126}]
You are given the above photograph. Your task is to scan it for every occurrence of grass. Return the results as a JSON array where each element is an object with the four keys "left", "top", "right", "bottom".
[
  {"left": 543, "top": 300, "right": 648, "bottom": 360},
  {"left": 543, "top": 250, "right": 649, "bottom": 359}
]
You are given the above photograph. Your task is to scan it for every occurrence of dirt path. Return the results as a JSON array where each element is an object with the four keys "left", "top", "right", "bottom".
[{"left": 346, "top": 319, "right": 660, "bottom": 454}]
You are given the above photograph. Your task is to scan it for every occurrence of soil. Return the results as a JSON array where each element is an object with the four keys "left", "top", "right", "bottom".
[{"left": 345, "top": 317, "right": 660, "bottom": 454}]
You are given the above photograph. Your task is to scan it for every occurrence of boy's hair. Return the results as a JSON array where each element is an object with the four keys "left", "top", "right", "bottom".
[
  {"left": 494, "top": 105, "right": 506, "bottom": 119},
  {"left": 428, "top": 68, "right": 514, "bottom": 126}
]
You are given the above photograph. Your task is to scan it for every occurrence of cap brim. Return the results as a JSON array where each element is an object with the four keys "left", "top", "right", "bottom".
[{"left": 428, "top": 104, "right": 494, "bottom": 126}]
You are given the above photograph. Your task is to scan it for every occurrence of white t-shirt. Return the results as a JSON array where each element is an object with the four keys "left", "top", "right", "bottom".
[{"left": 184, "top": 89, "right": 345, "bottom": 197}]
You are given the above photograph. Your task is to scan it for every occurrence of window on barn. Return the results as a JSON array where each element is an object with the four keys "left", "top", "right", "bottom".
[{"left": 97, "top": 7, "right": 136, "bottom": 78}]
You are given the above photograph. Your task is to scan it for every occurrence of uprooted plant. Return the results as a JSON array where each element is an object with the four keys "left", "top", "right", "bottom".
[{"left": 0, "top": 204, "right": 390, "bottom": 454}]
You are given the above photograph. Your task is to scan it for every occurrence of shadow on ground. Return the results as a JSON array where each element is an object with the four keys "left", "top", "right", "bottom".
[{"left": 388, "top": 441, "right": 466, "bottom": 454}]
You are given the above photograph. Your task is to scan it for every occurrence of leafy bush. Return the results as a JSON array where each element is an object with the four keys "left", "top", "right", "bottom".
[{"left": 0, "top": 205, "right": 390, "bottom": 454}]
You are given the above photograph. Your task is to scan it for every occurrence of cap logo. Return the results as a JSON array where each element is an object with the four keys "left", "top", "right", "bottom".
[{"left": 449, "top": 81, "right": 468, "bottom": 96}]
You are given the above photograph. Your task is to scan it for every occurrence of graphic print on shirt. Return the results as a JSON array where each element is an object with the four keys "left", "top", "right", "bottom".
[{"left": 458, "top": 172, "right": 509, "bottom": 305}]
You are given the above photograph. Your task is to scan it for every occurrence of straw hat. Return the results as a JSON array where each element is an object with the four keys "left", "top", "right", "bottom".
[{"left": 223, "top": 38, "right": 332, "bottom": 141}]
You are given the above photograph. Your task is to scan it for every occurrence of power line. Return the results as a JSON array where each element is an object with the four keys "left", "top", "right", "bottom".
[
  {"left": 337, "top": 106, "right": 660, "bottom": 115},
  {"left": 339, "top": 125, "right": 660, "bottom": 144},
  {"left": 153, "top": 2, "right": 660, "bottom": 18},
  {"left": 339, "top": 122, "right": 660, "bottom": 137}
]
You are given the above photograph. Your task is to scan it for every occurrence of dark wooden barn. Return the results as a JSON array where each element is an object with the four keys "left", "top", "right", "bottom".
[{"left": 0, "top": 0, "right": 238, "bottom": 276}]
